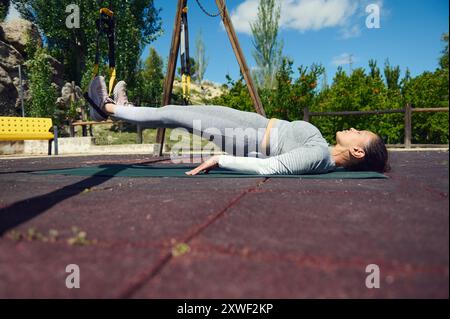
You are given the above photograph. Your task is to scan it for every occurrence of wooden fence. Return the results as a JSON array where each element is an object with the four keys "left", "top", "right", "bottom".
[{"left": 303, "top": 104, "right": 449, "bottom": 148}]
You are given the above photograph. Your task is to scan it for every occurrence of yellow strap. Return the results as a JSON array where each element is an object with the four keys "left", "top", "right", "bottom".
[
  {"left": 181, "top": 74, "right": 186, "bottom": 98},
  {"left": 108, "top": 67, "right": 116, "bottom": 96},
  {"left": 186, "top": 75, "right": 191, "bottom": 99},
  {"left": 93, "top": 64, "right": 99, "bottom": 79},
  {"left": 100, "top": 8, "right": 114, "bottom": 17},
  {"left": 181, "top": 74, "right": 191, "bottom": 101}
]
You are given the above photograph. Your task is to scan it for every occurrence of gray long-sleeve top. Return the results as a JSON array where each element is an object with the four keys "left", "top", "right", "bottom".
[{"left": 218, "top": 119, "right": 336, "bottom": 175}]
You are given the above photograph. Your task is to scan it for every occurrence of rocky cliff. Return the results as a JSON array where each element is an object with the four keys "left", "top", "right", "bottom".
[{"left": 0, "top": 18, "right": 62, "bottom": 116}]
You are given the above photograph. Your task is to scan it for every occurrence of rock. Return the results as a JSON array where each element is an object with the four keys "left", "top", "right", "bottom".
[
  {"left": 0, "top": 18, "right": 42, "bottom": 56},
  {"left": 57, "top": 83, "right": 83, "bottom": 107},
  {"left": 0, "top": 40, "right": 24, "bottom": 73},
  {"left": 0, "top": 65, "right": 19, "bottom": 116},
  {"left": 0, "top": 40, "right": 28, "bottom": 114},
  {"left": 0, "top": 19, "right": 64, "bottom": 116},
  {"left": 47, "top": 55, "right": 64, "bottom": 89},
  {"left": 56, "top": 82, "right": 85, "bottom": 121}
]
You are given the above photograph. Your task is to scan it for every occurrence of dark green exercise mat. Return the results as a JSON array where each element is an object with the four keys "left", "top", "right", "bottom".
[{"left": 32, "top": 164, "right": 388, "bottom": 179}]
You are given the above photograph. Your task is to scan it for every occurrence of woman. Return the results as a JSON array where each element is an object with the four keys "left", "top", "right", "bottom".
[{"left": 88, "top": 76, "right": 390, "bottom": 176}]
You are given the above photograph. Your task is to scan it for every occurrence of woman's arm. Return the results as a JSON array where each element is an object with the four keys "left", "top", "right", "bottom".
[
  {"left": 186, "top": 145, "right": 332, "bottom": 176},
  {"left": 185, "top": 155, "right": 220, "bottom": 175},
  {"left": 216, "top": 154, "right": 290, "bottom": 175},
  {"left": 185, "top": 154, "right": 282, "bottom": 176}
]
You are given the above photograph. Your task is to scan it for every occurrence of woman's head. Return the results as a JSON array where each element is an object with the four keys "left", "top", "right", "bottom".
[{"left": 336, "top": 128, "right": 390, "bottom": 173}]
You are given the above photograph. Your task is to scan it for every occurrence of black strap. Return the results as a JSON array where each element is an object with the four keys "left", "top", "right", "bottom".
[
  {"left": 83, "top": 92, "right": 109, "bottom": 120},
  {"left": 180, "top": 7, "right": 190, "bottom": 105},
  {"left": 94, "top": 5, "right": 116, "bottom": 71},
  {"left": 180, "top": 8, "right": 190, "bottom": 76}
]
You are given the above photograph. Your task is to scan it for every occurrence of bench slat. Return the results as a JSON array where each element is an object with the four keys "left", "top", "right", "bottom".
[
  {"left": 71, "top": 121, "right": 116, "bottom": 126},
  {"left": 0, "top": 133, "right": 54, "bottom": 141}
]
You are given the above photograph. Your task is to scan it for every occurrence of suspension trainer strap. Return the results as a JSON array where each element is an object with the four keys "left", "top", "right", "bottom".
[
  {"left": 85, "top": 1, "right": 115, "bottom": 121},
  {"left": 104, "top": 7, "right": 116, "bottom": 96},
  {"left": 93, "top": 3, "right": 116, "bottom": 96},
  {"left": 180, "top": 5, "right": 190, "bottom": 104}
]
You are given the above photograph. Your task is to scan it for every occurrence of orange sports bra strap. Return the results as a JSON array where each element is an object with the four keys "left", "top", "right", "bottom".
[{"left": 261, "top": 118, "right": 278, "bottom": 156}]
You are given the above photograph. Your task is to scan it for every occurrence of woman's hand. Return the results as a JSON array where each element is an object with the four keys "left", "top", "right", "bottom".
[{"left": 185, "top": 155, "right": 221, "bottom": 176}]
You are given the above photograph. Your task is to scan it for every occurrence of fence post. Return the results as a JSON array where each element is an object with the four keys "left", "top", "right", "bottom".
[
  {"left": 137, "top": 124, "right": 143, "bottom": 144},
  {"left": 53, "top": 125, "right": 59, "bottom": 155},
  {"left": 303, "top": 107, "right": 310, "bottom": 122},
  {"left": 404, "top": 103, "right": 412, "bottom": 149}
]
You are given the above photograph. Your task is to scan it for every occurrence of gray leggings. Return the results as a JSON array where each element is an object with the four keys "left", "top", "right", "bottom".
[{"left": 113, "top": 105, "right": 270, "bottom": 156}]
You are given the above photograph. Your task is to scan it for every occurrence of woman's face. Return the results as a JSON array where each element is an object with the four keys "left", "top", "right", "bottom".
[{"left": 336, "top": 128, "right": 376, "bottom": 148}]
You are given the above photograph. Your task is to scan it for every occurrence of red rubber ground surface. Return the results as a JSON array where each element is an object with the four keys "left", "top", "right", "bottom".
[{"left": 0, "top": 151, "right": 448, "bottom": 298}]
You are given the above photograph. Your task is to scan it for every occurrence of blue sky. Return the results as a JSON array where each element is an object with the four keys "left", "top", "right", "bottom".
[
  {"left": 143, "top": 0, "right": 449, "bottom": 85},
  {"left": 6, "top": 0, "right": 448, "bottom": 85}
]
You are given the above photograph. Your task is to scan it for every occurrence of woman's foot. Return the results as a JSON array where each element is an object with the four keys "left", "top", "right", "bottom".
[
  {"left": 88, "top": 76, "right": 115, "bottom": 121},
  {"left": 113, "top": 81, "right": 133, "bottom": 106}
]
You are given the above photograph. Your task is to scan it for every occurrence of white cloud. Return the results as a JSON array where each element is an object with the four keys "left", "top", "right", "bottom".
[
  {"left": 229, "top": 0, "right": 384, "bottom": 38},
  {"left": 331, "top": 53, "right": 358, "bottom": 66},
  {"left": 229, "top": 0, "right": 260, "bottom": 35}
]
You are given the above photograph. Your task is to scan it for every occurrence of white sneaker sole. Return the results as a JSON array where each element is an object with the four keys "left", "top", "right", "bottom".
[
  {"left": 88, "top": 80, "right": 107, "bottom": 121},
  {"left": 113, "top": 81, "right": 133, "bottom": 106},
  {"left": 113, "top": 81, "right": 125, "bottom": 103}
]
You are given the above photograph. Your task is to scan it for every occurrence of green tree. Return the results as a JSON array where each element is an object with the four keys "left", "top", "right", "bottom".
[
  {"left": 400, "top": 68, "right": 411, "bottom": 96},
  {"left": 384, "top": 59, "right": 401, "bottom": 91},
  {"left": 250, "top": 0, "right": 283, "bottom": 89},
  {"left": 24, "top": 47, "right": 58, "bottom": 121},
  {"left": 210, "top": 74, "right": 253, "bottom": 112},
  {"left": 266, "top": 57, "right": 294, "bottom": 120},
  {"left": 368, "top": 59, "right": 381, "bottom": 79},
  {"left": 195, "top": 29, "right": 208, "bottom": 84},
  {"left": 0, "top": 0, "right": 10, "bottom": 22},
  {"left": 291, "top": 64, "right": 324, "bottom": 118},
  {"left": 13, "top": 0, "right": 162, "bottom": 91},
  {"left": 402, "top": 70, "right": 449, "bottom": 143},
  {"left": 137, "top": 47, "right": 164, "bottom": 106},
  {"left": 439, "top": 32, "right": 449, "bottom": 70},
  {"left": 206, "top": 33, "right": 449, "bottom": 146},
  {"left": 313, "top": 62, "right": 404, "bottom": 144},
  {"left": 400, "top": 33, "right": 449, "bottom": 144}
]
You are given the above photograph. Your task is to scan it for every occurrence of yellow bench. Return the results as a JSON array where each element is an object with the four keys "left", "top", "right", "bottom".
[{"left": 0, "top": 117, "right": 59, "bottom": 155}]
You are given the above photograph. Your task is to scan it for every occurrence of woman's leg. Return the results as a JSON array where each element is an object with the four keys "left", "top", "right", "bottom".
[{"left": 110, "top": 104, "right": 270, "bottom": 156}]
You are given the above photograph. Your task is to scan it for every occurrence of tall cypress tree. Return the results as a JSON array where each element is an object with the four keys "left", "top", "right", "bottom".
[
  {"left": 250, "top": 0, "right": 283, "bottom": 89},
  {"left": 195, "top": 29, "right": 208, "bottom": 84}
]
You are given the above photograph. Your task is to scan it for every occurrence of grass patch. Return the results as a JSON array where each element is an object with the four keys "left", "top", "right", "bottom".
[{"left": 70, "top": 122, "right": 215, "bottom": 150}]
